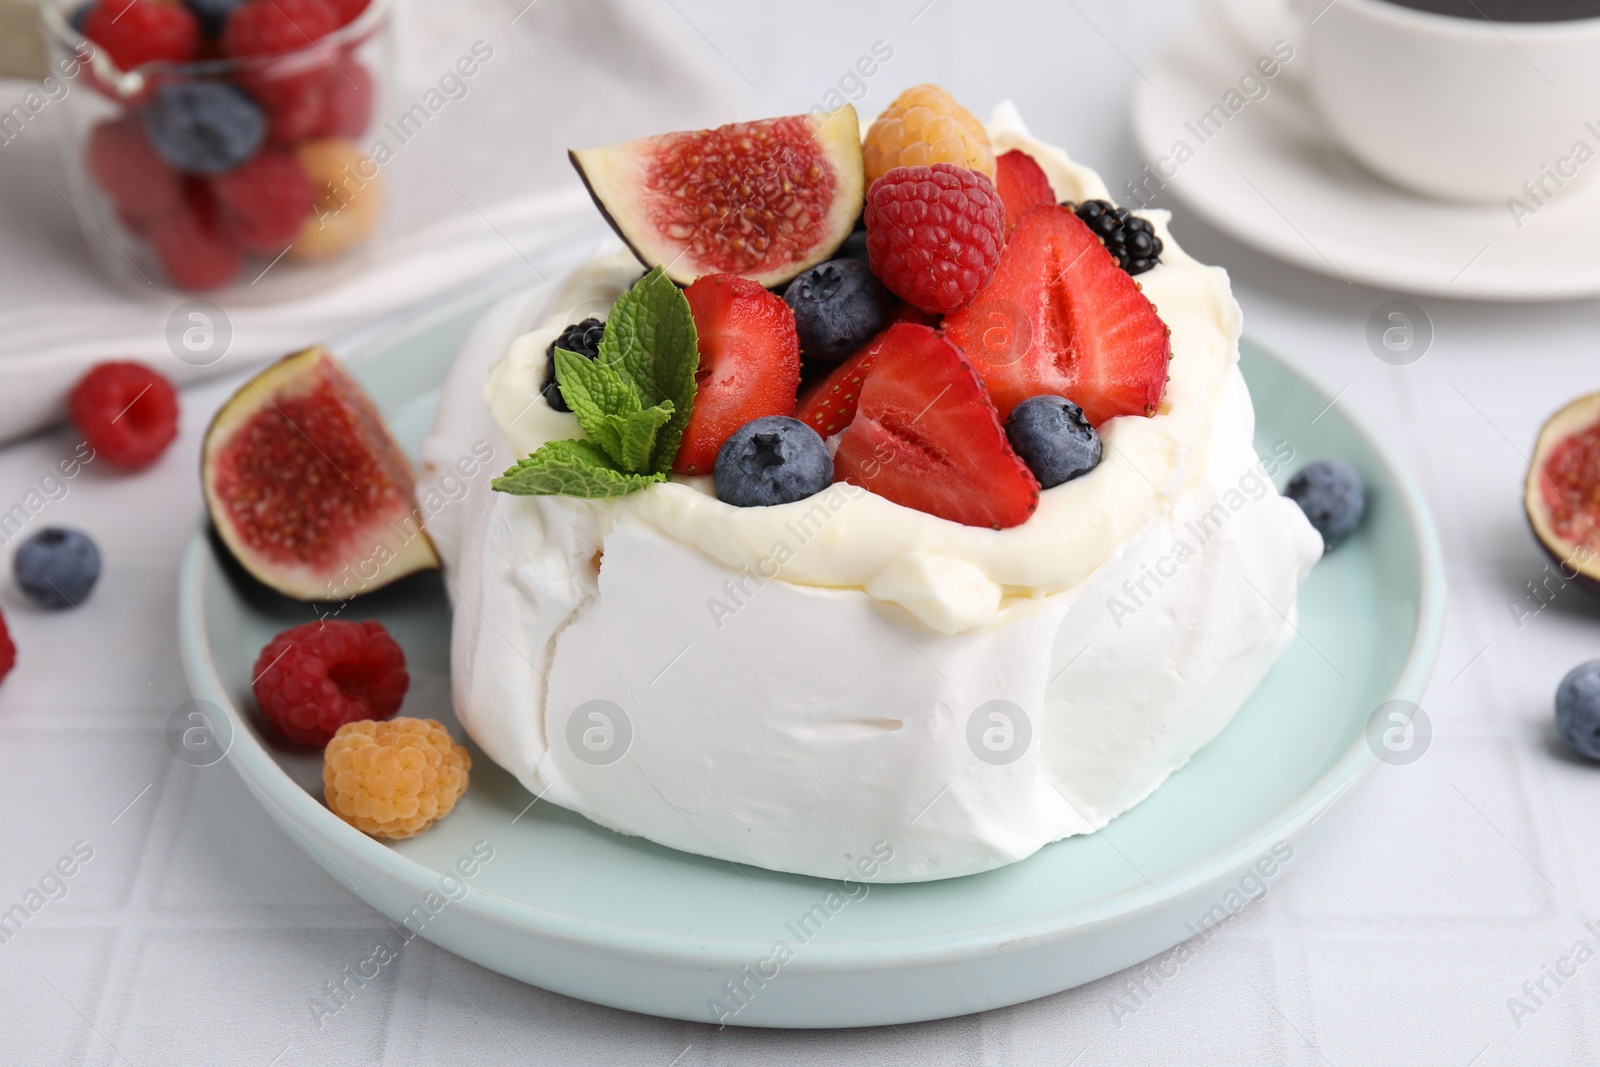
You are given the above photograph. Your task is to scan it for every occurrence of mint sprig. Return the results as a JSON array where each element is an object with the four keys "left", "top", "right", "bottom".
[
  {"left": 492, "top": 441, "right": 666, "bottom": 497},
  {"left": 491, "top": 268, "right": 698, "bottom": 499}
]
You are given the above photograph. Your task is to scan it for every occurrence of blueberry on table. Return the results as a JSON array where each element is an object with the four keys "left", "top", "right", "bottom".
[
  {"left": 1285, "top": 460, "right": 1365, "bottom": 549},
  {"left": 1557, "top": 660, "right": 1600, "bottom": 761},
  {"left": 1005, "top": 395, "right": 1102, "bottom": 489},
  {"left": 142, "top": 82, "right": 265, "bottom": 175},
  {"left": 714, "top": 416, "right": 833, "bottom": 507},
  {"left": 14, "top": 528, "right": 101, "bottom": 609},
  {"left": 783, "top": 259, "right": 892, "bottom": 362}
]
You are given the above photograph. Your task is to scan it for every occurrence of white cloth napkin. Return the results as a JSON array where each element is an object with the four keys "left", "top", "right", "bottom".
[{"left": 0, "top": 0, "right": 732, "bottom": 444}]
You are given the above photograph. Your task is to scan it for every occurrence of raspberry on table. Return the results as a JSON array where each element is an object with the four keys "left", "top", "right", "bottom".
[
  {"left": 864, "top": 163, "right": 1006, "bottom": 315},
  {"left": 863, "top": 83, "right": 995, "bottom": 187},
  {"left": 83, "top": 0, "right": 199, "bottom": 71},
  {"left": 86, "top": 116, "right": 182, "bottom": 222},
  {"left": 68, "top": 361, "right": 180, "bottom": 471},
  {"left": 323, "top": 718, "right": 471, "bottom": 840},
  {"left": 150, "top": 188, "right": 243, "bottom": 289},
  {"left": 211, "top": 149, "right": 315, "bottom": 253},
  {"left": 0, "top": 608, "right": 14, "bottom": 687},
  {"left": 252, "top": 619, "right": 409, "bottom": 747}
]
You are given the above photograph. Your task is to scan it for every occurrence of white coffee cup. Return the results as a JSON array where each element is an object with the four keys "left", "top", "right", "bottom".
[{"left": 1201, "top": 0, "right": 1600, "bottom": 204}]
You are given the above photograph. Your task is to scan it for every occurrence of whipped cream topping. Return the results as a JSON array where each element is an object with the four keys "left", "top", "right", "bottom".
[{"left": 421, "top": 103, "right": 1322, "bottom": 881}]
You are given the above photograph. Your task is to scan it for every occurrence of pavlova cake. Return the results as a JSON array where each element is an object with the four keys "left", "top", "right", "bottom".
[{"left": 421, "top": 85, "right": 1323, "bottom": 881}]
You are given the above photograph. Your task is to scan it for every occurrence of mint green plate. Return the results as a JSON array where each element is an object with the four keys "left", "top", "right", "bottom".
[{"left": 178, "top": 284, "right": 1445, "bottom": 1028}]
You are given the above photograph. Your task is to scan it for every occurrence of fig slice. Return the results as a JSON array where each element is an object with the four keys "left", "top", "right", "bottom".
[
  {"left": 570, "top": 106, "right": 864, "bottom": 288},
  {"left": 202, "top": 345, "right": 439, "bottom": 601},
  {"left": 1526, "top": 391, "right": 1600, "bottom": 589}
]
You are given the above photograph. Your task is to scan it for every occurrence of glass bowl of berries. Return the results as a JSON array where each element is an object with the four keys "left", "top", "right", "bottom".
[{"left": 39, "top": 0, "right": 392, "bottom": 299}]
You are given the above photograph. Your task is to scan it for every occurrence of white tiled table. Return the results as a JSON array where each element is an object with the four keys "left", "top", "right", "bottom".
[{"left": 4, "top": 1, "right": 1600, "bottom": 1063}]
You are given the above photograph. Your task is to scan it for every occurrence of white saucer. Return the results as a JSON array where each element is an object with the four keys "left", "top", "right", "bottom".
[{"left": 1131, "top": 16, "right": 1600, "bottom": 300}]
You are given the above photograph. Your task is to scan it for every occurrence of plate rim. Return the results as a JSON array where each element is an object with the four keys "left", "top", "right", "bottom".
[{"left": 177, "top": 291, "right": 1447, "bottom": 973}]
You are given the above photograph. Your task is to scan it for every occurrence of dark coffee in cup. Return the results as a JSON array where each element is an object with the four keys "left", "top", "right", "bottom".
[{"left": 1384, "top": 0, "right": 1600, "bottom": 20}]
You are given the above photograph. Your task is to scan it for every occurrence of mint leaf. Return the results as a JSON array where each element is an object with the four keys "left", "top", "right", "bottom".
[
  {"left": 601, "top": 402, "right": 674, "bottom": 474},
  {"left": 556, "top": 347, "right": 641, "bottom": 424},
  {"left": 492, "top": 440, "right": 666, "bottom": 498},
  {"left": 595, "top": 267, "right": 699, "bottom": 473}
]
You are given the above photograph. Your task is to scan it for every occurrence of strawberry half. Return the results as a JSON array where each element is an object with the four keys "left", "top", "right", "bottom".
[
  {"left": 994, "top": 149, "right": 1055, "bottom": 233},
  {"left": 796, "top": 332, "right": 882, "bottom": 438},
  {"left": 833, "top": 323, "right": 1039, "bottom": 529},
  {"left": 674, "top": 274, "right": 801, "bottom": 474},
  {"left": 944, "top": 204, "right": 1170, "bottom": 426}
]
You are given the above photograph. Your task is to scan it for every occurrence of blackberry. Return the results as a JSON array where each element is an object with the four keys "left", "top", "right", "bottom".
[
  {"left": 542, "top": 317, "right": 605, "bottom": 413},
  {"left": 1069, "top": 199, "right": 1164, "bottom": 276}
]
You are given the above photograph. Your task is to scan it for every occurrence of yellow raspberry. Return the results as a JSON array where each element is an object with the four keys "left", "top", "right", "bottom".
[
  {"left": 863, "top": 84, "right": 995, "bottom": 187},
  {"left": 322, "top": 718, "right": 471, "bottom": 840}
]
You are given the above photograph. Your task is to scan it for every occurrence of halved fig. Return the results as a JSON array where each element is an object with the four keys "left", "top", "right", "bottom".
[
  {"left": 570, "top": 106, "right": 864, "bottom": 288},
  {"left": 202, "top": 346, "right": 439, "bottom": 601},
  {"left": 1526, "top": 391, "right": 1600, "bottom": 589}
]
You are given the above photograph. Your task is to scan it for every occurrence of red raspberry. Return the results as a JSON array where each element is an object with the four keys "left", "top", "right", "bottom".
[
  {"left": 211, "top": 149, "right": 314, "bottom": 252},
  {"left": 86, "top": 116, "right": 182, "bottom": 221},
  {"left": 254, "top": 73, "right": 327, "bottom": 143},
  {"left": 223, "top": 0, "right": 338, "bottom": 58},
  {"left": 251, "top": 55, "right": 369, "bottom": 143},
  {"left": 0, "top": 608, "right": 15, "bottom": 687},
  {"left": 252, "top": 620, "right": 409, "bottom": 747},
  {"left": 864, "top": 163, "right": 1006, "bottom": 315},
  {"left": 150, "top": 185, "right": 242, "bottom": 289},
  {"left": 83, "top": 0, "right": 199, "bottom": 70},
  {"left": 68, "top": 361, "right": 180, "bottom": 471},
  {"left": 317, "top": 56, "right": 373, "bottom": 138}
]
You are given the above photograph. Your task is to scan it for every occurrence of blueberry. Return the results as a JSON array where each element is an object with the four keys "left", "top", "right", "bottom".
[
  {"left": 142, "top": 82, "right": 265, "bottom": 176},
  {"left": 714, "top": 416, "right": 833, "bottom": 507},
  {"left": 182, "top": 0, "right": 246, "bottom": 38},
  {"left": 1285, "top": 460, "right": 1365, "bottom": 549},
  {"left": 69, "top": 3, "right": 93, "bottom": 33},
  {"left": 14, "top": 528, "right": 101, "bottom": 609},
  {"left": 1557, "top": 660, "right": 1600, "bottom": 761},
  {"left": 542, "top": 317, "right": 605, "bottom": 413},
  {"left": 1005, "top": 395, "right": 1102, "bottom": 489},
  {"left": 783, "top": 259, "right": 891, "bottom": 362}
]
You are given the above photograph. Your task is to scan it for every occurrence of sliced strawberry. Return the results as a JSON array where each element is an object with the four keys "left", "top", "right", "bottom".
[
  {"left": 674, "top": 274, "right": 801, "bottom": 474},
  {"left": 944, "top": 204, "right": 1170, "bottom": 426},
  {"left": 797, "top": 336, "right": 881, "bottom": 438},
  {"left": 994, "top": 149, "right": 1055, "bottom": 233},
  {"left": 833, "top": 323, "right": 1039, "bottom": 529}
]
